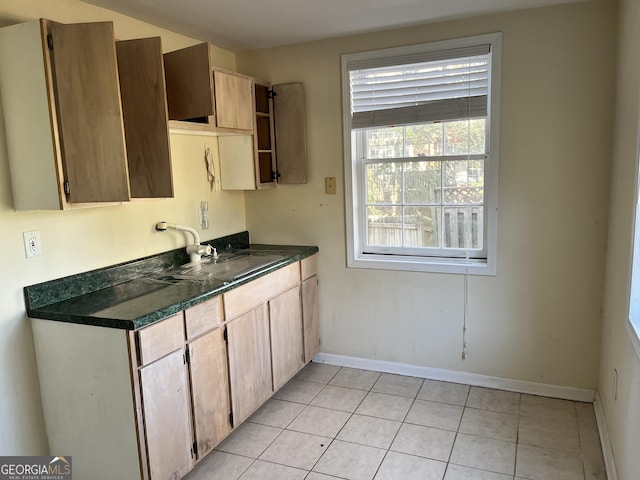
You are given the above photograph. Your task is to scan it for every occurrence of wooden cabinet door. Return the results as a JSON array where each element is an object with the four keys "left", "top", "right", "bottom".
[
  {"left": 47, "top": 21, "right": 130, "bottom": 203},
  {"left": 139, "top": 349, "right": 193, "bottom": 480},
  {"left": 270, "top": 286, "right": 304, "bottom": 390},
  {"left": 163, "top": 42, "right": 214, "bottom": 121},
  {"left": 188, "top": 328, "right": 232, "bottom": 459},
  {"left": 214, "top": 70, "right": 253, "bottom": 130},
  {"left": 226, "top": 304, "right": 272, "bottom": 424},
  {"left": 116, "top": 37, "right": 173, "bottom": 199},
  {"left": 273, "top": 82, "right": 308, "bottom": 184},
  {"left": 302, "top": 276, "right": 320, "bottom": 362}
]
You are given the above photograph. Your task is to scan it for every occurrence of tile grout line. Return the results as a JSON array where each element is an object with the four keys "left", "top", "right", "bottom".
[{"left": 443, "top": 384, "right": 471, "bottom": 478}]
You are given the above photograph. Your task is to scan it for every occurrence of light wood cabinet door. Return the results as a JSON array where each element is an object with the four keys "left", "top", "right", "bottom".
[
  {"left": 273, "top": 82, "right": 307, "bottom": 184},
  {"left": 48, "top": 21, "right": 130, "bottom": 204},
  {"left": 139, "top": 349, "right": 193, "bottom": 480},
  {"left": 270, "top": 286, "right": 304, "bottom": 390},
  {"left": 188, "top": 328, "right": 232, "bottom": 459},
  {"left": 226, "top": 304, "right": 272, "bottom": 425},
  {"left": 214, "top": 70, "right": 253, "bottom": 130},
  {"left": 302, "top": 276, "right": 320, "bottom": 362},
  {"left": 116, "top": 37, "right": 173, "bottom": 199}
]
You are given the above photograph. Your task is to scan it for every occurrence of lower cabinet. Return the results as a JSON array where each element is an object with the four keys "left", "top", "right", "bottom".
[
  {"left": 226, "top": 304, "right": 273, "bottom": 425},
  {"left": 270, "top": 285, "right": 305, "bottom": 390},
  {"left": 139, "top": 349, "right": 194, "bottom": 480},
  {"left": 30, "top": 254, "right": 319, "bottom": 480},
  {"left": 188, "top": 327, "right": 232, "bottom": 459}
]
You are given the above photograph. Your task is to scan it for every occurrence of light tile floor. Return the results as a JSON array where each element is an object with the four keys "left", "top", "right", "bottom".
[{"left": 185, "top": 363, "right": 606, "bottom": 480}]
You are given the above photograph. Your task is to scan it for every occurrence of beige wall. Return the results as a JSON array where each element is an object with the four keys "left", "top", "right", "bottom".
[
  {"left": 599, "top": 0, "right": 640, "bottom": 478},
  {"left": 0, "top": 0, "right": 246, "bottom": 454},
  {"left": 238, "top": 1, "right": 617, "bottom": 388}
]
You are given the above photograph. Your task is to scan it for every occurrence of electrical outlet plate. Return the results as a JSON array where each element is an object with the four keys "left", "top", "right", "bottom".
[
  {"left": 325, "top": 177, "right": 337, "bottom": 194},
  {"left": 23, "top": 230, "right": 42, "bottom": 258}
]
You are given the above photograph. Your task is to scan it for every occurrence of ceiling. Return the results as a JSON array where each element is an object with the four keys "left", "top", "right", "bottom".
[{"left": 84, "top": 0, "right": 588, "bottom": 52}]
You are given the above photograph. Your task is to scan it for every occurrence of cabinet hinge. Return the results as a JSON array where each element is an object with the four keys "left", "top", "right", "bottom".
[
  {"left": 229, "top": 411, "right": 234, "bottom": 428},
  {"left": 63, "top": 181, "right": 70, "bottom": 195},
  {"left": 47, "top": 34, "right": 53, "bottom": 50},
  {"left": 268, "top": 89, "right": 276, "bottom": 99},
  {"left": 223, "top": 326, "right": 228, "bottom": 342},
  {"left": 185, "top": 348, "right": 191, "bottom": 365},
  {"left": 272, "top": 171, "right": 281, "bottom": 181},
  {"left": 192, "top": 441, "right": 198, "bottom": 458}
]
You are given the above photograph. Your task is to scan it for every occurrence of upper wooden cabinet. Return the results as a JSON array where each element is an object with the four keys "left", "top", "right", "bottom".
[
  {"left": 116, "top": 37, "right": 173, "bottom": 199},
  {"left": 163, "top": 43, "right": 253, "bottom": 133},
  {"left": 219, "top": 80, "right": 308, "bottom": 190},
  {"left": 0, "top": 19, "right": 128, "bottom": 209},
  {"left": 0, "top": 19, "right": 173, "bottom": 210}
]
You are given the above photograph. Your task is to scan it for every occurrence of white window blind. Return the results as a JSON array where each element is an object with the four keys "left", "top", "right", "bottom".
[{"left": 348, "top": 44, "right": 491, "bottom": 129}]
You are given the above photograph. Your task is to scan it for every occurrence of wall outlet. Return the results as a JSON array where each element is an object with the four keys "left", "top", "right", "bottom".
[{"left": 23, "top": 231, "right": 42, "bottom": 258}]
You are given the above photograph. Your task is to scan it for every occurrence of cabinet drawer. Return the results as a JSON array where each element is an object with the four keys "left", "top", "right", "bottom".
[
  {"left": 184, "top": 296, "right": 224, "bottom": 340},
  {"left": 137, "top": 313, "right": 184, "bottom": 366},
  {"left": 300, "top": 254, "right": 317, "bottom": 280},
  {"left": 224, "top": 262, "right": 300, "bottom": 319}
]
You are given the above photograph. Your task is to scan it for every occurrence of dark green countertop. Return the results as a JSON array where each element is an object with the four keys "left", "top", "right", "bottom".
[{"left": 24, "top": 231, "right": 318, "bottom": 330}]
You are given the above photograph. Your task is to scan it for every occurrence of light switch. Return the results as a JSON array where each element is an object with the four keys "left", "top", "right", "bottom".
[{"left": 325, "top": 177, "right": 336, "bottom": 195}]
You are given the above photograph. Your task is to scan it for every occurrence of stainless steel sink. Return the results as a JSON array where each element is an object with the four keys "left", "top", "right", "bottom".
[{"left": 151, "top": 253, "right": 285, "bottom": 283}]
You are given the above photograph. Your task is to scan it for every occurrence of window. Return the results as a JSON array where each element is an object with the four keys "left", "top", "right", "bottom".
[
  {"left": 342, "top": 33, "right": 501, "bottom": 275},
  {"left": 628, "top": 170, "right": 640, "bottom": 358}
]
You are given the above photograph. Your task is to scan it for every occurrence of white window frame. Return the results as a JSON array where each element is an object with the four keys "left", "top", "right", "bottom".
[
  {"left": 342, "top": 33, "right": 502, "bottom": 276},
  {"left": 627, "top": 137, "right": 640, "bottom": 359}
]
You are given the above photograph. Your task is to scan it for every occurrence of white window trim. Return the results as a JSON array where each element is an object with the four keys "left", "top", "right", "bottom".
[
  {"left": 342, "top": 33, "right": 502, "bottom": 276},
  {"left": 627, "top": 147, "right": 640, "bottom": 360}
]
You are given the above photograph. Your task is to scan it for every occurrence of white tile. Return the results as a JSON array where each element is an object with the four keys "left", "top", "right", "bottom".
[
  {"left": 575, "top": 402, "right": 597, "bottom": 427},
  {"left": 184, "top": 451, "right": 252, "bottom": 480},
  {"left": 515, "top": 444, "right": 583, "bottom": 480},
  {"left": 249, "top": 399, "right": 305, "bottom": 428},
  {"left": 296, "top": 363, "right": 341, "bottom": 384},
  {"left": 518, "top": 414, "right": 580, "bottom": 453},
  {"left": 404, "top": 399, "right": 463, "bottom": 431},
  {"left": 450, "top": 433, "right": 516, "bottom": 475},
  {"left": 390, "top": 422, "right": 456, "bottom": 461},
  {"left": 287, "top": 405, "right": 351, "bottom": 438},
  {"left": 355, "top": 392, "right": 414, "bottom": 421},
  {"left": 259, "top": 430, "right": 329, "bottom": 470},
  {"left": 215, "top": 422, "right": 281, "bottom": 458},
  {"left": 459, "top": 407, "right": 518, "bottom": 442},
  {"left": 371, "top": 373, "right": 423, "bottom": 398},
  {"left": 313, "top": 440, "right": 386, "bottom": 480},
  {"left": 239, "top": 460, "right": 307, "bottom": 480},
  {"left": 305, "top": 473, "right": 343, "bottom": 480},
  {"left": 444, "top": 464, "right": 513, "bottom": 480},
  {"left": 466, "top": 387, "right": 520, "bottom": 415},
  {"left": 310, "top": 385, "right": 368, "bottom": 413},
  {"left": 274, "top": 379, "right": 324, "bottom": 404},
  {"left": 336, "top": 414, "right": 401, "bottom": 449},
  {"left": 374, "top": 451, "right": 446, "bottom": 480},
  {"left": 329, "top": 367, "right": 381, "bottom": 391},
  {"left": 418, "top": 380, "right": 470, "bottom": 406},
  {"left": 519, "top": 394, "right": 576, "bottom": 422},
  {"left": 577, "top": 414, "right": 606, "bottom": 480}
]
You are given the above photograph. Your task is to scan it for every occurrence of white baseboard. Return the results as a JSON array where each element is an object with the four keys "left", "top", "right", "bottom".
[
  {"left": 593, "top": 393, "right": 618, "bottom": 480},
  {"left": 312, "top": 352, "right": 596, "bottom": 403}
]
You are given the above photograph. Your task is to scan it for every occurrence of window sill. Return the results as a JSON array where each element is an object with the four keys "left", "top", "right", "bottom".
[
  {"left": 625, "top": 319, "right": 640, "bottom": 360},
  {"left": 348, "top": 252, "right": 496, "bottom": 276}
]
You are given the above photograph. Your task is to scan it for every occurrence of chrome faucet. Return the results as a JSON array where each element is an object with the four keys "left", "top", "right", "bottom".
[{"left": 155, "top": 221, "right": 212, "bottom": 264}]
